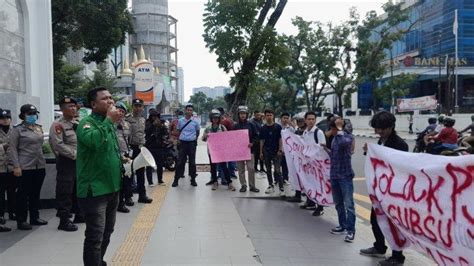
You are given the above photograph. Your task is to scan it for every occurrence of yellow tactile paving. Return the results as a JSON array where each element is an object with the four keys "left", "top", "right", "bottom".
[{"left": 111, "top": 172, "right": 173, "bottom": 266}]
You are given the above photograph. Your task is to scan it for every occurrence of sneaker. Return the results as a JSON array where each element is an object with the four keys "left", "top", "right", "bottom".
[
  {"left": 172, "top": 179, "right": 179, "bottom": 187},
  {"left": 265, "top": 186, "right": 275, "bottom": 194},
  {"left": 58, "top": 220, "right": 78, "bottom": 232},
  {"left": 312, "top": 209, "right": 324, "bottom": 216},
  {"left": 240, "top": 185, "right": 247, "bottom": 192},
  {"left": 359, "top": 247, "right": 386, "bottom": 258},
  {"left": 300, "top": 204, "right": 316, "bottom": 210},
  {"left": 158, "top": 182, "right": 166, "bottom": 186},
  {"left": 228, "top": 183, "right": 236, "bottom": 191},
  {"left": 205, "top": 180, "right": 214, "bottom": 186},
  {"left": 249, "top": 187, "right": 260, "bottom": 193},
  {"left": 0, "top": 225, "right": 11, "bottom": 232},
  {"left": 117, "top": 204, "right": 130, "bottom": 213},
  {"left": 378, "top": 257, "right": 404, "bottom": 266},
  {"left": 344, "top": 232, "right": 355, "bottom": 243},
  {"left": 149, "top": 183, "right": 156, "bottom": 187},
  {"left": 212, "top": 182, "right": 218, "bottom": 191},
  {"left": 125, "top": 198, "right": 135, "bottom": 206},
  {"left": 190, "top": 179, "right": 198, "bottom": 187},
  {"left": 279, "top": 189, "right": 285, "bottom": 197},
  {"left": 330, "top": 226, "right": 347, "bottom": 235}
]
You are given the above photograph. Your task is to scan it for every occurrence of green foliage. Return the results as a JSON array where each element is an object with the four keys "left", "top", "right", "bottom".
[
  {"left": 375, "top": 73, "right": 418, "bottom": 105},
  {"left": 203, "top": 0, "right": 289, "bottom": 111},
  {"left": 83, "top": 63, "right": 118, "bottom": 94},
  {"left": 54, "top": 61, "right": 86, "bottom": 103},
  {"left": 52, "top": 0, "right": 133, "bottom": 69},
  {"left": 188, "top": 92, "right": 227, "bottom": 115},
  {"left": 351, "top": 1, "right": 417, "bottom": 109}
]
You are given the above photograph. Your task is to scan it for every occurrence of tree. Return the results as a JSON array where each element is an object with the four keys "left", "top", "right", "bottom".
[
  {"left": 351, "top": 1, "right": 418, "bottom": 110},
  {"left": 189, "top": 92, "right": 209, "bottom": 114},
  {"left": 203, "top": 0, "right": 289, "bottom": 113},
  {"left": 375, "top": 73, "right": 418, "bottom": 106},
  {"left": 52, "top": 0, "right": 133, "bottom": 69},
  {"left": 83, "top": 63, "right": 118, "bottom": 95},
  {"left": 53, "top": 61, "right": 86, "bottom": 103}
]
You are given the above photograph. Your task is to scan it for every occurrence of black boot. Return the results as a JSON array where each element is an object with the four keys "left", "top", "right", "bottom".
[
  {"left": 125, "top": 198, "right": 135, "bottom": 207},
  {"left": 172, "top": 178, "right": 179, "bottom": 187},
  {"left": 58, "top": 219, "right": 78, "bottom": 232},
  {"left": 190, "top": 178, "right": 197, "bottom": 187},
  {"left": 117, "top": 204, "right": 130, "bottom": 213},
  {"left": 138, "top": 195, "right": 153, "bottom": 204}
]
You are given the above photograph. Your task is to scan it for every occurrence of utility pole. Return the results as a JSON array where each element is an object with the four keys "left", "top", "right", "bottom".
[
  {"left": 437, "top": 32, "right": 442, "bottom": 115},
  {"left": 390, "top": 49, "right": 395, "bottom": 113}
]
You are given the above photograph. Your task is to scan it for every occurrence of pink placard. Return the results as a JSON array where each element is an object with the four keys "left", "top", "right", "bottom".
[{"left": 207, "top": 130, "right": 251, "bottom": 163}]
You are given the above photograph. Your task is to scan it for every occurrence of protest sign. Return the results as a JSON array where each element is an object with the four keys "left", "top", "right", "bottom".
[
  {"left": 365, "top": 144, "right": 474, "bottom": 265},
  {"left": 207, "top": 130, "right": 251, "bottom": 163},
  {"left": 282, "top": 130, "right": 333, "bottom": 206},
  {"left": 397, "top": 95, "right": 437, "bottom": 112}
]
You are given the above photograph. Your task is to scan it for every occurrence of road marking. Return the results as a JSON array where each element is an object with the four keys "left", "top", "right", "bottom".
[
  {"left": 353, "top": 177, "right": 365, "bottom": 181},
  {"left": 111, "top": 172, "right": 173, "bottom": 265},
  {"left": 354, "top": 192, "right": 372, "bottom": 204},
  {"left": 355, "top": 203, "right": 371, "bottom": 221}
]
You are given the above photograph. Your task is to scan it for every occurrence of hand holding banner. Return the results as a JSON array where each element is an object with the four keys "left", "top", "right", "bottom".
[
  {"left": 207, "top": 130, "right": 251, "bottom": 163},
  {"left": 365, "top": 144, "right": 474, "bottom": 265}
]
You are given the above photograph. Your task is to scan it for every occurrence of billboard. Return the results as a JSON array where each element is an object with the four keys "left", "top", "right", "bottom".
[
  {"left": 133, "top": 61, "right": 154, "bottom": 104},
  {"left": 397, "top": 95, "right": 437, "bottom": 112}
]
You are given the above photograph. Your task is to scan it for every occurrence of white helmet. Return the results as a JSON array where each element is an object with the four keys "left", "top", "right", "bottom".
[{"left": 237, "top": 105, "right": 249, "bottom": 113}]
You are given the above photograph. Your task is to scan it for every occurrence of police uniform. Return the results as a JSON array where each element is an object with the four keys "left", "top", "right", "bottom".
[
  {"left": 0, "top": 109, "right": 15, "bottom": 231},
  {"left": 125, "top": 99, "right": 152, "bottom": 203},
  {"left": 115, "top": 103, "right": 134, "bottom": 211},
  {"left": 10, "top": 104, "right": 47, "bottom": 230},
  {"left": 49, "top": 97, "right": 82, "bottom": 231}
]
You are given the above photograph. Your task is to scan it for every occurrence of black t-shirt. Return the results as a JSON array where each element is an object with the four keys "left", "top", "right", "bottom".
[{"left": 260, "top": 123, "right": 282, "bottom": 154}]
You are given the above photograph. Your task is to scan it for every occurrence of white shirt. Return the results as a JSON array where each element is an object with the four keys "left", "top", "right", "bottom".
[{"left": 303, "top": 126, "right": 326, "bottom": 145}]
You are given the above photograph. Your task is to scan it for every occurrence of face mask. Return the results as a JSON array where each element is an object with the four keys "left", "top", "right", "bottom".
[{"left": 25, "top": 115, "right": 37, "bottom": 124}]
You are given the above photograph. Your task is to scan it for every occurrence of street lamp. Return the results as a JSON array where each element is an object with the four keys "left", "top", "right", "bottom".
[{"left": 437, "top": 31, "right": 442, "bottom": 114}]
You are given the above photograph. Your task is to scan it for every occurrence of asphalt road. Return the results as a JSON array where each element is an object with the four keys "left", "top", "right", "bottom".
[{"left": 352, "top": 136, "right": 416, "bottom": 219}]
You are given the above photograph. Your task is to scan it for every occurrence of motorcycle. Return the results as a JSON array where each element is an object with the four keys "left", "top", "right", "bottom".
[{"left": 163, "top": 142, "right": 178, "bottom": 171}]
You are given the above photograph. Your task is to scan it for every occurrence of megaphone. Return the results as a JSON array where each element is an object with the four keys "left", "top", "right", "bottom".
[{"left": 124, "top": 147, "right": 157, "bottom": 177}]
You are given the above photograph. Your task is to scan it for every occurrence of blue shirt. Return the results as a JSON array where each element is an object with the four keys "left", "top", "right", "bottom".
[
  {"left": 178, "top": 117, "right": 200, "bottom": 141},
  {"left": 329, "top": 131, "right": 354, "bottom": 180}
]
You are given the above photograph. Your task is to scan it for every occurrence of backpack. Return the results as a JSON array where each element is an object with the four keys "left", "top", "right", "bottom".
[
  {"left": 313, "top": 128, "right": 319, "bottom": 144},
  {"left": 343, "top": 119, "right": 353, "bottom": 134}
]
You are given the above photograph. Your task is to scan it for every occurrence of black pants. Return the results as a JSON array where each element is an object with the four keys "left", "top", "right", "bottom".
[
  {"left": 56, "top": 156, "right": 80, "bottom": 220},
  {"left": 281, "top": 155, "right": 289, "bottom": 181},
  {"left": 131, "top": 145, "right": 147, "bottom": 197},
  {"left": 79, "top": 192, "right": 119, "bottom": 266},
  {"left": 370, "top": 207, "right": 405, "bottom": 261},
  {"left": 209, "top": 155, "right": 231, "bottom": 184},
  {"left": 146, "top": 148, "right": 164, "bottom": 184},
  {"left": 16, "top": 168, "right": 46, "bottom": 223},
  {"left": 253, "top": 146, "right": 265, "bottom": 171},
  {"left": 119, "top": 175, "right": 132, "bottom": 205},
  {"left": 174, "top": 141, "right": 197, "bottom": 180},
  {"left": 0, "top": 172, "right": 16, "bottom": 216}
]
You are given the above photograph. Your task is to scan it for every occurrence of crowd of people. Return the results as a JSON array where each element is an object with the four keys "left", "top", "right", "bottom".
[{"left": 1, "top": 85, "right": 472, "bottom": 266}]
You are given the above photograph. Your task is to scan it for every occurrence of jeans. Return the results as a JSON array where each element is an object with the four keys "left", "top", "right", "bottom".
[
  {"left": 330, "top": 178, "right": 356, "bottom": 233},
  {"left": 0, "top": 172, "right": 16, "bottom": 216},
  {"left": 236, "top": 155, "right": 256, "bottom": 188},
  {"left": 16, "top": 169, "right": 46, "bottom": 222},
  {"left": 209, "top": 155, "right": 231, "bottom": 184},
  {"left": 145, "top": 148, "right": 164, "bottom": 184},
  {"left": 253, "top": 146, "right": 265, "bottom": 171},
  {"left": 218, "top": 161, "right": 237, "bottom": 179},
  {"left": 79, "top": 192, "right": 119, "bottom": 266},
  {"left": 174, "top": 141, "right": 197, "bottom": 180},
  {"left": 264, "top": 152, "right": 282, "bottom": 188}
]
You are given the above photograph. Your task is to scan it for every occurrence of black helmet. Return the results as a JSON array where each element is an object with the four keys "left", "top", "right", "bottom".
[
  {"left": 438, "top": 114, "right": 445, "bottom": 123},
  {"left": 428, "top": 117, "right": 437, "bottom": 124},
  {"left": 19, "top": 104, "right": 39, "bottom": 120},
  {"left": 443, "top": 117, "right": 455, "bottom": 127}
]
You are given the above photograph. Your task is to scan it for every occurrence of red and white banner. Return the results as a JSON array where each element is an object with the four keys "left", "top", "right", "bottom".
[
  {"left": 397, "top": 95, "right": 437, "bottom": 112},
  {"left": 365, "top": 144, "right": 474, "bottom": 265},
  {"left": 282, "top": 131, "right": 333, "bottom": 206}
]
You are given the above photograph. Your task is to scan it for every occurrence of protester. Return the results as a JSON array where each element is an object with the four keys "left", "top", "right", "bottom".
[
  {"left": 217, "top": 107, "right": 237, "bottom": 180},
  {"left": 459, "top": 115, "right": 474, "bottom": 151},
  {"left": 279, "top": 112, "right": 294, "bottom": 185},
  {"left": 170, "top": 110, "right": 185, "bottom": 178},
  {"left": 49, "top": 96, "right": 83, "bottom": 232},
  {"left": 361, "top": 110, "right": 408, "bottom": 266},
  {"left": 299, "top": 111, "right": 326, "bottom": 216},
  {"left": 126, "top": 99, "right": 152, "bottom": 203},
  {"left": 172, "top": 104, "right": 200, "bottom": 187},
  {"left": 250, "top": 110, "right": 265, "bottom": 173},
  {"left": 115, "top": 102, "right": 133, "bottom": 214},
  {"left": 10, "top": 104, "right": 47, "bottom": 230},
  {"left": 202, "top": 110, "right": 234, "bottom": 191},
  {"left": 286, "top": 116, "right": 306, "bottom": 203},
  {"left": 144, "top": 109, "right": 168, "bottom": 187},
  {"left": 259, "top": 109, "right": 284, "bottom": 195},
  {"left": 408, "top": 114, "right": 413, "bottom": 134},
  {"left": 328, "top": 117, "right": 356, "bottom": 243},
  {"left": 76, "top": 87, "right": 122, "bottom": 266},
  {"left": 233, "top": 106, "right": 260, "bottom": 193},
  {"left": 427, "top": 116, "right": 458, "bottom": 154},
  {"left": 0, "top": 108, "right": 14, "bottom": 232}
]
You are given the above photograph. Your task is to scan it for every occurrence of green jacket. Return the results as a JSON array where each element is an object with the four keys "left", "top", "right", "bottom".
[{"left": 76, "top": 112, "right": 122, "bottom": 198}]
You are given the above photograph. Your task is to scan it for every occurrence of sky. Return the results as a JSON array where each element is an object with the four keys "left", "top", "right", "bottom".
[{"left": 167, "top": 0, "right": 385, "bottom": 102}]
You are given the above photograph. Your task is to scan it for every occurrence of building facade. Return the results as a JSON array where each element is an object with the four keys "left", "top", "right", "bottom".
[
  {"left": 0, "top": 0, "right": 54, "bottom": 126},
  {"left": 358, "top": 0, "right": 474, "bottom": 112},
  {"left": 177, "top": 67, "right": 184, "bottom": 105},
  {"left": 129, "top": 0, "right": 179, "bottom": 112},
  {"left": 192, "top": 86, "right": 232, "bottom": 100}
]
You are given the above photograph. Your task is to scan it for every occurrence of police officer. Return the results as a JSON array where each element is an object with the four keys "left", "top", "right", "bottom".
[
  {"left": 49, "top": 97, "right": 82, "bottom": 232},
  {"left": 0, "top": 109, "right": 14, "bottom": 232},
  {"left": 125, "top": 99, "right": 152, "bottom": 203},
  {"left": 10, "top": 104, "right": 47, "bottom": 230},
  {"left": 115, "top": 102, "right": 133, "bottom": 213}
]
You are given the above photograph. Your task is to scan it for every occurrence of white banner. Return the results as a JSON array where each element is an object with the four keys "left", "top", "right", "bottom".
[
  {"left": 397, "top": 95, "right": 437, "bottom": 112},
  {"left": 282, "top": 131, "right": 333, "bottom": 206},
  {"left": 365, "top": 144, "right": 474, "bottom": 265}
]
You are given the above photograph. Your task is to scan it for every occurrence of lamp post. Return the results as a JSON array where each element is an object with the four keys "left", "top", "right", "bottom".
[{"left": 437, "top": 31, "right": 442, "bottom": 115}]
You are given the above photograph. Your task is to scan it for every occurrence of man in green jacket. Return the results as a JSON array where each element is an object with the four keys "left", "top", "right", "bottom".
[{"left": 76, "top": 87, "right": 122, "bottom": 266}]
